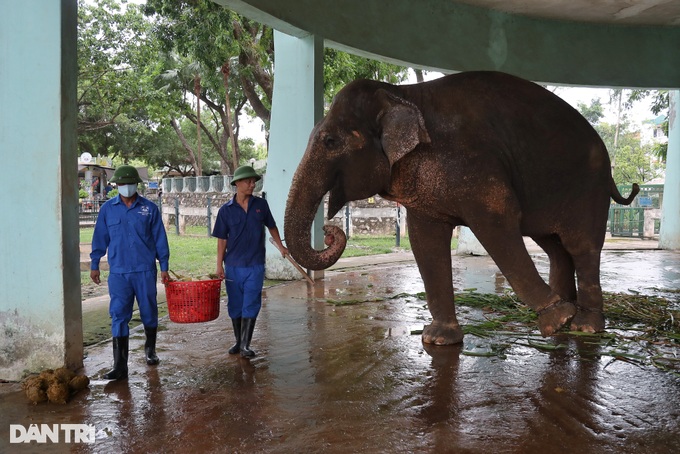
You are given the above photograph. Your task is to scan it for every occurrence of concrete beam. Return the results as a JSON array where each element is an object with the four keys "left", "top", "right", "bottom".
[{"left": 215, "top": 0, "right": 680, "bottom": 89}]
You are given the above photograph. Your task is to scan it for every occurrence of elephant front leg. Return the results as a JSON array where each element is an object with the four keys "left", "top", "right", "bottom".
[{"left": 408, "top": 216, "right": 463, "bottom": 345}]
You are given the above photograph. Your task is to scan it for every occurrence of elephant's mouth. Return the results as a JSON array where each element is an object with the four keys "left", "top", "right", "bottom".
[{"left": 327, "top": 181, "right": 346, "bottom": 219}]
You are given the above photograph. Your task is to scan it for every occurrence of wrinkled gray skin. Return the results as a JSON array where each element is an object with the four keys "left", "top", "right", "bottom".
[{"left": 284, "top": 71, "right": 638, "bottom": 345}]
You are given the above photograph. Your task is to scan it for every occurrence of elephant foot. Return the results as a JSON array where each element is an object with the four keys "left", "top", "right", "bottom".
[
  {"left": 422, "top": 321, "right": 464, "bottom": 345},
  {"left": 537, "top": 300, "right": 576, "bottom": 337},
  {"left": 570, "top": 309, "right": 605, "bottom": 333}
]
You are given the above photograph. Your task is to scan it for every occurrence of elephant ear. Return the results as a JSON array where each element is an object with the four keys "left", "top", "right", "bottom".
[{"left": 376, "top": 89, "right": 431, "bottom": 167}]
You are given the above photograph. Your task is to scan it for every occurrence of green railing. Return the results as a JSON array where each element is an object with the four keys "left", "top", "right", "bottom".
[{"left": 609, "top": 207, "right": 644, "bottom": 238}]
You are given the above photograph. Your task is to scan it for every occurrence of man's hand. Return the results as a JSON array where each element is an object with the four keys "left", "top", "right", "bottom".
[
  {"left": 161, "top": 271, "right": 170, "bottom": 284},
  {"left": 90, "top": 270, "right": 101, "bottom": 285},
  {"left": 216, "top": 263, "right": 225, "bottom": 280}
]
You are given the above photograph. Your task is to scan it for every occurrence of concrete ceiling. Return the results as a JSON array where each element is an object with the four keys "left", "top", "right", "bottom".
[
  {"left": 216, "top": 0, "right": 680, "bottom": 88},
  {"left": 455, "top": 0, "right": 680, "bottom": 26}
]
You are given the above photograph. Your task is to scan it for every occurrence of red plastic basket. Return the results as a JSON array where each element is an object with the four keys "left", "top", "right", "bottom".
[{"left": 165, "top": 279, "right": 222, "bottom": 323}]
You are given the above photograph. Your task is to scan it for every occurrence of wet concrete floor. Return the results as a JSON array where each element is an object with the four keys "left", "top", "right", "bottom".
[{"left": 1, "top": 241, "right": 679, "bottom": 453}]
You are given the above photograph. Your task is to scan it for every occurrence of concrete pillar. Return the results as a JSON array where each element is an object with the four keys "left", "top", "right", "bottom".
[
  {"left": 0, "top": 0, "right": 82, "bottom": 380},
  {"left": 659, "top": 90, "right": 680, "bottom": 250},
  {"left": 265, "top": 31, "right": 324, "bottom": 280},
  {"left": 456, "top": 226, "right": 489, "bottom": 256}
]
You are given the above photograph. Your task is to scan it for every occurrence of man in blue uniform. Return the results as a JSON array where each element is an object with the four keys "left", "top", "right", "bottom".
[
  {"left": 213, "top": 165, "right": 287, "bottom": 358},
  {"left": 91, "top": 165, "right": 170, "bottom": 380}
]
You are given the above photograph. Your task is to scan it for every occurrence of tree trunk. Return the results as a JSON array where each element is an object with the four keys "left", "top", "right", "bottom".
[
  {"left": 194, "top": 75, "right": 202, "bottom": 176},
  {"left": 414, "top": 69, "right": 425, "bottom": 83},
  {"left": 170, "top": 118, "right": 199, "bottom": 174},
  {"left": 221, "top": 61, "right": 240, "bottom": 171}
]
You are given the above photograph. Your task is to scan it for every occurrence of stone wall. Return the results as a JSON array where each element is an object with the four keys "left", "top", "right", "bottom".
[
  {"left": 325, "top": 195, "right": 407, "bottom": 237},
  {"left": 160, "top": 190, "right": 407, "bottom": 237}
]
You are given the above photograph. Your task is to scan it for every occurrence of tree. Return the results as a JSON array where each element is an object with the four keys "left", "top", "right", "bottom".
[
  {"left": 323, "top": 48, "right": 409, "bottom": 105},
  {"left": 590, "top": 121, "right": 662, "bottom": 185},
  {"left": 577, "top": 98, "right": 663, "bottom": 185},
  {"left": 576, "top": 98, "right": 605, "bottom": 125},
  {"left": 78, "top": 0, "right": 411, "bottom": 176},
  {"left": 145, "top": 0, "right": 410, "bottom": 168},
  {"left": 612, "top": 135, "right": 663, "bottom": 184},
  {"left": 77, "top": 0, "right": 160, "bottom": 161},
  {"left": 628, "top": 90, "right": 669, "bottom": 162},
  {"left": 144, "top": 0, "right": 268, "bottom": 173}
]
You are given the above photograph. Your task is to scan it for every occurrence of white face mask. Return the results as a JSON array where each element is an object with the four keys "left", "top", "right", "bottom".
[{"left": 118, "top": 184, "right": 138, "bottom": 197}]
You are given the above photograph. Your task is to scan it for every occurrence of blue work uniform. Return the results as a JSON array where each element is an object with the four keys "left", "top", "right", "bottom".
[
  {"left": 91, "top": 195, "right": 170, "bottom": 337},
  {"left": 212, "top": 195, "right": 276, "bottom": 319}
]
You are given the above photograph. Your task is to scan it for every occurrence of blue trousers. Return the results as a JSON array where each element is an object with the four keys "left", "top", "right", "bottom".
[
  {"left": 108, "top": 270, "right": 158, "bottom": 337},
  {"left": 225, "top": 264, "right": 265, "bottom": 319}
]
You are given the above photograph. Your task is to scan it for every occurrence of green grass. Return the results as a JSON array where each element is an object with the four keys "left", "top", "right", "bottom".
[
  {"left": 341, "top": 234, "right": 410, "bottom": 257},
  {"left": 80, "top": 227, "right": 458, "bottom": 275},
  {"left": 341, "top": 234, "right": 458, "bottom": 257},
  {"left": 81, "top": 227, "right": 216, "bottom": 277},
  {"left": 79, "top": 227, "right": 455, "bottom": 346}
]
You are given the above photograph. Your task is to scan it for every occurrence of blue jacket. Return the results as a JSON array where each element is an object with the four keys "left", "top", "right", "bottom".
[
  {"left": 212, "top": 195, "right": 276, "bottom": 267},
  {"left": 90, "top": 195, "right": 170, "bottom": 273}
]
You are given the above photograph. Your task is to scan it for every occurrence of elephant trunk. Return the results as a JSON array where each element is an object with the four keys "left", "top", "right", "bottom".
[{"left": 284, "top": 163, "right": 347, "bottom": 271}]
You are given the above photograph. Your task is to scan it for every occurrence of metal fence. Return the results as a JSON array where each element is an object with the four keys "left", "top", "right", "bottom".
[
  {"left": 80, "top": 181, "right": 665, "bottom": 240},
  {"left": 609, "top": 184, "right": 664, "bottom": 238},
  {"left": 78, "top": 199, "right": 106, "bottom": 226},
  {"left": 609, "top": 207, "right": 644, "bottom": 237},
  {"left": 78, "top": 198, "right": 161, "bottom": 226}
]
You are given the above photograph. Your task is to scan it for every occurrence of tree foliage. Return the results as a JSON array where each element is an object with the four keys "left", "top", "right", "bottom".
[
  {"left": 577, "top": 98, "right": 605, "bottom": 125},
  {"left": 77, "top": 0, "right": 161, "bottom": 161},
  {"left": 628, "top": 90, "right": 669, "bottom": 162},
  {"left": 77, "top": 0, "right": 411, "bottom": 176},
  {"left": 596, "top": 123, "right": 663, "bottom": 184},
  {"left": 577, "top": 95, "right": 665, "bottom": 185},
  {"left": 323, "top": 49, "right": 409, "bottom": 105}
]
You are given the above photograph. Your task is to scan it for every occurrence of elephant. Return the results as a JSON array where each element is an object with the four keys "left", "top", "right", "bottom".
[{"left": 284, "top": 71, "right": 638, "bottom": 345}]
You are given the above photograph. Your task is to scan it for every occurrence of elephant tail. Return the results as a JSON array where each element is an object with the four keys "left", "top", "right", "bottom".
[{"left": 610, "top": 179, "right": 640, "bottom": 205}]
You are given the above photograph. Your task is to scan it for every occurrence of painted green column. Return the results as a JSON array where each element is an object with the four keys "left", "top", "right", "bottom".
[
  {"left": 264, "top": 31, "right": 325, "bottom": 280},
  {"left": 0, "top": 0, "right": 82, "bottom": 380},
  {"left": 659, "top": 91, "right": 680, "bottom": 250}
]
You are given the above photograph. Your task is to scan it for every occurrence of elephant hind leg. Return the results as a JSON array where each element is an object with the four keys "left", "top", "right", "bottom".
[
  {"left": 532, "top": 235, "right": 577, "bottom": 302},
  {"left": 471, "top": 224, "right": 575, "bottom": 337},
  {"left": 570, "top": 250, "right": 606, "bottom": 333}
]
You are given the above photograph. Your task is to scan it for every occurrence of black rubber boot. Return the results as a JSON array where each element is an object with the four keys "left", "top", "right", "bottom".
[
  {"left": 144, "top": 327, "right": 159, "bottom": 365},
  {"left": 240, "top": 318, "right": 256, "bottom": 358},
  {"left": 228, "top": 318, "right": 241, "bottom": 354},
  {"left": 103, "top": 336, "right": 129, "bottom": 380}
]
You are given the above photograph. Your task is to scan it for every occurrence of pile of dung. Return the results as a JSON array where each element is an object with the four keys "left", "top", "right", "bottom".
[{"left": 22, "top": 368, "right": 90, "bottom": 404}]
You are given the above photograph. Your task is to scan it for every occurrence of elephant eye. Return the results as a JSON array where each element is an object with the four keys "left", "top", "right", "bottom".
[{"left": 324, "top": 135, "right": 338, "bottom": 149}]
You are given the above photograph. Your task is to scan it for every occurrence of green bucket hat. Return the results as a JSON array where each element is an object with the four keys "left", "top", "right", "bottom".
[
  {"left": 110, "top": 165, "right": 142, "bottom": 185},
  {"left": 231, "top": 165, "right": 261, "bottom": 185}
]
